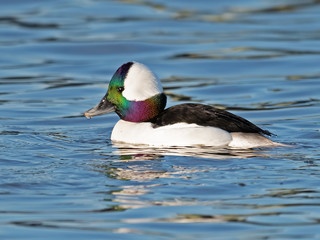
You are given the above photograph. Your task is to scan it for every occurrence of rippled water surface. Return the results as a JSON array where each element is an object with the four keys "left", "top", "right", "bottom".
[{"left": 1, "top": 0, "right": 320, "bottom": 239}]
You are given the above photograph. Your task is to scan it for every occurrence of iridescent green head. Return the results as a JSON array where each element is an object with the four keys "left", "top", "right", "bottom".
[{"left": 84, "top": 62, "right": 167, "bottom": 122}]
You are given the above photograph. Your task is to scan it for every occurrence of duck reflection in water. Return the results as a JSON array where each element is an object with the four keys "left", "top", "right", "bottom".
[{"left": 111, "top": 142, "right": 272, "bottom": 161}]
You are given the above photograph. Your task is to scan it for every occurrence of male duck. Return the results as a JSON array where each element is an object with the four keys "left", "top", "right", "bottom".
[{"left": 84, "top": 61, "right": 280, "bottom": 148}]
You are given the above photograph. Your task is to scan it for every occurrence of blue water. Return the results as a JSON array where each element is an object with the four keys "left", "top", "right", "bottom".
[{"left": 1, "top": 0, "right": 320, "bottom": 239}]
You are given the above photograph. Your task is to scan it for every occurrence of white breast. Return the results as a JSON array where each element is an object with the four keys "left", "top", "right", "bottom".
[{"left": 111, "top": 120, "right": 232, "bottom": 147}]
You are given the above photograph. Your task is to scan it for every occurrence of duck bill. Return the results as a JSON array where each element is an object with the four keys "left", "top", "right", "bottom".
[{"left": 84, "top": 95, "right": 115, "bottom": 118}]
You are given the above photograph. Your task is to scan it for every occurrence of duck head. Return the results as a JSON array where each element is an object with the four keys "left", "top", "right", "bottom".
[{"left": 84, "top": 62, "right": 167, "bottom": 122}]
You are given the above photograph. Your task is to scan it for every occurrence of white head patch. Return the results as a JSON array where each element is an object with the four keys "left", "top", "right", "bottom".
[{"left": 122, "top": 62, "right": 163, "bottom": 101}]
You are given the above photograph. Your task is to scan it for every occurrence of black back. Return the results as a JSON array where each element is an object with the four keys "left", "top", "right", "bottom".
[{"left": 150, "top": 103, "right": 272, "bottom": 136}]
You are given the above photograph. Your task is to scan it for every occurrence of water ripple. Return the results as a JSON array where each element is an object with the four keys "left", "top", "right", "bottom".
[{"left": 1, "top": 0, "right": 320, "bottom": 239}]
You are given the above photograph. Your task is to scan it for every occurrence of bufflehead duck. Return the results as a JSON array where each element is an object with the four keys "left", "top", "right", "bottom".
[{"left": 84, "top": 61, "right": 280, "bottom": 148}]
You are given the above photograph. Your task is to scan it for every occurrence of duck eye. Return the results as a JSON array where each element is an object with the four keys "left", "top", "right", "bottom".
[{"left": 117, "top": 87, "right": 124, "bottom": 93}]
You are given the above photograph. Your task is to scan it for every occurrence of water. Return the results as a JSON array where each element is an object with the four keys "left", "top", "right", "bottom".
[{"left": 1, "top": 0, "right": 320, "bottom": 239}]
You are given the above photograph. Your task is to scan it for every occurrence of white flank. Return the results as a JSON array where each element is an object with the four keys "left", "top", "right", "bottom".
[
  {"left": 111, "top": 120, "right": 232, "bottom": 147},
  {"left": 229, "top": 132, "right": 282, "bottom": 148},
  {"left": 111, "top": 120, "right": 282, "bottom": 148},
  {"left": 122, "top": 62, "right": 163, "bottom": 101}
]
